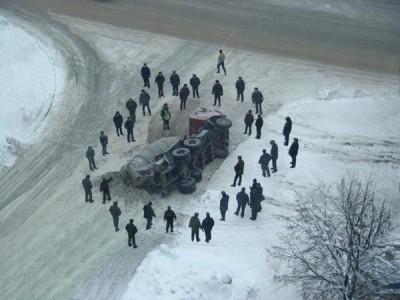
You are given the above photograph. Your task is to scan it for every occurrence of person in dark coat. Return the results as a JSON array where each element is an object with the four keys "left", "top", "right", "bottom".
[
  {"left": 289, "top": 138, "right": 299, "bottom": 168},
  {"left": 258, "top": 149, "right": 271, "bottom": 177},
  {"left": 125, "top": 219, "right": 138, "bottom": 248},
  {"left": 82, "top": 175, "right": 93, "bottom": 203},
  {"left": 283, "top": 116, "right": 292, "bottom": 146},
  {"left": 99, "top": 131, "right": 109, "bottom": 156},
  {"left": 139, "top": 89, "right": 151, "bottom": 116},
  {"left": 179, "top": 84, "right": 190, "bottom": 110},
  {"left": 231, "top": 156, "right": 244, "bottom": 187},
  {"left": 255, "top": 115, "right": 263, "bottom": 139},
  {"left": 100, "top": 177, "right": 112, "bottom": 204},
  {"left": 109, "top": 201, "right": 121, "bottom": 231},
  {"left": 141, "top": 63, "right": 151, "bottom": 88},
  {"left": 124, "top": 117, "right": 135, "bottom": 143},
  {"left": 244, "top": 110, "right": 254, "bottom": 136},
  {"left": 86, "top": 146, "right": 97, "bottom": 171},
  {"left": 249, "top": 188, "right": 262, "bottom": 221},
  {"left": 270, "top": 140, "right": 278, "bottom": 173},
  {"left": 235, "top": 76, "right": 245, "bottom": 102},
  {"left": 219, "top": 191, "right": 229, "bottom": 221},
  {"left": 212, "top": 80, "right": 223, "bottom": 107},
  {"left": 202, "top": 212, "right": 215, "bottom": 243},
  {"left": 189, "top": 74, "right": 201, "bottom": 98},
  {"left": 113, "top": 111, "right": 124, "bottom": 136},
  {"left": 160, "top": 103, "right": 171, "bottom": 130},
  {"left": 143, "top": 202, "right": 156, "bottom": 230},
  {"left": 125, "top": 98, "right": 137, "bottom": 123},
  {"left": 189, "top": 212, "right": 202, "bottom": 242},
  {"left": 234, "top": 188, "right": 249, "bottom": 217},
  {"left": 164, "top": 206, "right": 177, "bottom": 233},
  {"left": 155, "top": 71, "right": 165, "bottom": 98},
  {"left": 170, "top": 71, "right": 180, "bottom": 96},
  {"left": 217, "top": 49, "right": 226, "bottom": 75},
  {"left": 252, "top": 87, "right": 264, "bottom": 115}
]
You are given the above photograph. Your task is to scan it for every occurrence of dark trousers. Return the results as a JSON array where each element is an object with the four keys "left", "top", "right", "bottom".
[
  {"left": 112, "top": 216, "right": 119, "bottom": 230},
  {"left": 157, "top": 85, "right": 164, "bottom": 98},
  {"left": 143, "top": 77, "right": 150, "bottom": 88},
  {"left": 213, "top": 95, "right": 221, "bottom": 106},
  {"left": 163, "top": 119, "right": 170, "bottom": 130},
  {"left": 116, "top": 126, "right": 123, "bottom": 136},
  {"left": 84, "top": 189, "right": 92, "bottom": 202},
  {"left": 88, "top": 158, "right": 97, "bottom": 171},
  {"left": 232, "top": 173, "right": 242, "bottom": 186},
  {"left": 256, "top": 128, "right": 261, "bottom": 139},
  {"left": 235, "top": 204, "right": 246, "bottom": 217},
  {"left": 127, "top": 130, "right": 135, "bottom": 142},
  {"left": 128, "top": 110, "right": 136, "bottom": 123},
  {"left": 191, "top": 230, "right": 200, "bottom": 242},
  {"left": 146, "top": 217, "right": 153, "bottom": 230},
  {"left": 261, "top": 165, "right": 270, "bottom": 177},
  {"left": 101, "top": 144, "right": 108, "bottom": 156},
  {"left": 217, "top": 62, "right": 226, "bottom": 74},
  {"left": 172, "top": 85, "right": 179, "bottom": 96},
  {"left": 250, "top": 208, "right": 258, "bottom": 220},
  {"left": 204, "top": 229, "right": 212, "bottom": 242},
  {"left": 166, "top": 220, "right": 174, "bottom": 232},
  {"left": 142, "top": 104, "right": 151, "bottom": 116},
  {"left": 290, "top": 155, "right": 297, "bottom": 168},
  {"left": 220, "top": 209, "right": 227, "bottom": 220},
  {"left": 237, "top": 90, "right": 244, "bottom": 102},
  {"left": 128, "top": 233, "right": 137, "bottom": 247},
  {"left": 102, "top": 190, "right": 111, "bottom": 203},
  {"left": 284, "top": 134, "right": 290, "bottom": 146},
  {"left": 180, "top": 99, "right": 187, "bottom": 110},
  {"left": 244, "top": 124, "right": 252, "bottom": 135},
  {"left": 255, "top": 102, "right": 262, "bottom": 114},
  {"left": 272, "top": 158, "right": 277, "bottom": 172},
  {"left": 192, "top": 87, "right": 199, "bottom": 98}
]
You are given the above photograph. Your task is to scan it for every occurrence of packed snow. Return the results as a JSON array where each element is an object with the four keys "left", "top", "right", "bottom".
[{"left": 0, "top": 15, "right": 65, "bottom": 168}]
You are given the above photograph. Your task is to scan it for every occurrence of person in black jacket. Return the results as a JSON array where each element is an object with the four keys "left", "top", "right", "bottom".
[
  {"left": 189, "top": 74, "right": 201, "bottom": 98},
  {"left": 255, "top": 115, "right": 263, "bottom": 139},
  {"left": 125, "top": 98, "right": 137, "bottom": 123},
  {"left": 249, "top": 186, "right": 262, "bottom": 221},
  {"left": 86, "top": 146, "right": 97, "bottom": 171},
  {"left": 252, "top": 87, "right": 264, "bottom": 115},
  {"left": 231, "top": 156, "right": 244, "bottom": 187},
  {"left": 283, "top": 117, "right": 292, "bottom": 146},
  {"left": 219, "top": 191, "right": 229, "bottom": 221},
  {"left": 124, "top": 117, "right": 135, "bottom": 143},
  {"left": 164, "top": 206, "right": 177, "bottom": 233},
  {"left": 235, "top": 77, "right": 245, "bottom": 102},
  {"left": 82, "top": 175, "right": 93, "bottom": 203},
  {"left": 141, "top": 63, "right": 151, "bottom": 88},
  {"left": 100, "top": 177, "right": 113, "bottom": 204},
  {"left": 109, "top": 201, "right": 121, "bottom": 231},
  {"left": 113, "top": 111, "right": 124, "bottom": 136},
  {"left": 244, "top": 110, "right": 254, "bottom": 136},
  {"left": 143, "top": 202, "right": 156, "bottom": 230},
  {"left": 202, "top": 212, "right": 215, "bottom": 243},
  {"left": 258, "top": 149, "right": 271, "bottom": 177},
  {"left": 289, "top": 138, "right": 299, "bottom": 168},
  {"left": 139, "top": 90, "right": 151, "bottom": 116},
  {"left": 126, "top": 219, "right": 138, "bottom": 248},
  {"left": 179, "top": 84, "right": 190, "bottom": 110},
  {"left": 212, "top": 80, "right": 223, "bottom": 107},
  {"left": 235, "top": 187, "right": 249, "bottom": 217},
  {"left": 99, "top": 131, "right": 109, "bottom": 156},
  {"left": 170, "top": 71, "right": 180, "bottom": 96},
  {"left": 270, "top": 140, "right": 278, "bottom": 173},
  {"left": 155, "top": 71, "right": 165, "bottom": 98}
]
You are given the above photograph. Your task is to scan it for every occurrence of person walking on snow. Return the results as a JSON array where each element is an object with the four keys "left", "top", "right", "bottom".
[
  {"left": 235, "top": 187, "right": 249, "bottom": 217},
  {"left": 125, "top": 98, "right": 137, "bottom": 123},
  {"left": 219, "top": 191, "right": 229, "bottom": 221},
  {"left": 82, "top": 175, "right": 93, "bottom": 203},
  {"left": 244, "top": 110, "right": 254, "bottom": 136},
  {"left": 189, "top": 212, "right": 202, "bottom": 242},
  {"left": 86, "top": 146, "right": 97, "bottom": 171},
  {"left": 143, "top": 202, "right": 156, "bottom": 230},
  {"left": 255, "top": 114, "right": 263, "bottom": 139},
  {"left": 160, "top": 103, "right": 171, "bottom": 130},
  {"left": 283, "top": 116, "right": 292, "bottom": 146},
  {"left": 109, "top": 201, "right": 121, "bottom": 232},
  {"left": 164, "top": 206, "right": 177, "bottom": 233},
  {"left": 155, "top": 71, "right": 165, "bottom": 98},
  {"left": 231, "top": 156, "right": 244, "bottom": 187},
  {"left": 289, "top": 138, "right": 299, "bottom": 168},
  {"left": 258, "top": 149, "right": 271, "bottom": 177},
  {"left": 212, "top": 80, "right": 223, "bottom": 107},
  {"left": 189, "top": 74, "right": 201, "bottom": 98},
  {"left": 113, "top": 111, "right": 124, "bottom": 136},
  {"left": 217, "top": 49, "right": 226, "bottom": 75},
  {"left": 170, "top": 71, "right": 180, "bottom": 96},
  {"left": 202, "top": 212, "right": 215, "bottom": 243},
  {"left": 270, "top": 140, "right": 278, "bottom": 173},
  {"left": 141, "top": 63, "right": 151, "bottom": 88},
  {"left": 179, "top": 84, "right": 190, "bottom": 110},
  {"left": 125, "top": 219, "right": 138, "bottom": 248},
  {"left": 249, "top": 184, "right": 262, "bottom": 220},
  {"left": 235, "top": 76, "right": 245, "bottom": 102},
  {"left": 99, "top": 131, "right": 109, "bottom": 156},
  {"left": 139, "top": 89, "right": 151, "bottom": 116},
  {"left": 124, "top": 116, "right": 135, "bottom": 143},
  {"left": 100, "top": 177, "right": 113, "bottom": 204},
  {"left": 252, "top": 87, "right": 264, "bottom": 115}
]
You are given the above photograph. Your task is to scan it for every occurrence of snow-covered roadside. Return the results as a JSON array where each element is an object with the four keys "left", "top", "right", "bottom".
[{"left": 0, "top": 14, "right": 65, "bottom": 168}]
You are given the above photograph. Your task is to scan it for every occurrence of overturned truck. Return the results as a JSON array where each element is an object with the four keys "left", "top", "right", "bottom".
[{"left": 121, "top": 109, "right": 232, "bottom": 196}]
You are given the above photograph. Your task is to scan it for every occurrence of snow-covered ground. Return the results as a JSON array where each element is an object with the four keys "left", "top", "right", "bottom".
[{"left": 0, "top": 15, "right": 65, "bottom": 168}]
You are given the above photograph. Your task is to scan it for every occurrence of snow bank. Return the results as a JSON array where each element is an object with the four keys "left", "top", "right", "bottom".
[{"left": 0, "top": 15, "right": 65, "bottom": 167}]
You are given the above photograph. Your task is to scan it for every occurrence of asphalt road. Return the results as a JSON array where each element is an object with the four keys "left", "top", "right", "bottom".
[{"left": 2, "top": 0, "right": 400, "bottom": 74}]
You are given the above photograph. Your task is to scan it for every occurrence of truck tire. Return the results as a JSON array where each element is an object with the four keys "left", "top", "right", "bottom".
[
  {"left": 172, "top": 147, "right": 191, "bottom": 162},
  {"left": 215, "top": 117, "right": 232, "bottom": 129},
  {"left": 190, "top": 167, "right": 203, "bottom": 182},
  {"left": 183, "top": 137, "right": 203, "bottom": 151},
  {"left": 177, "top": 177, "right": 196, "bottom": 194},
  {"left": 215, "top": 148, "right": 229, "bottom": 159}
]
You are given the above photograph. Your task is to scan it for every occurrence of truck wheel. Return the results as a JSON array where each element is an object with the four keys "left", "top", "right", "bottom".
[
  {"left": 191, "top": 167, "right": 203, "bottom": 182},
  {"left": 177, "top": 177, "right": 196, "bottom": 194},
  {"left": 183, "top": 137, "right": 203, "bottom": 151},
  {"left": 215, "top": 117, "right": 232, "bottom": 129},
  {"left": 172, "top": 147, "right": 191, "bottom": 162},
  {"left": 215, "top": 148, "right": 229, "bottom": 159}
]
